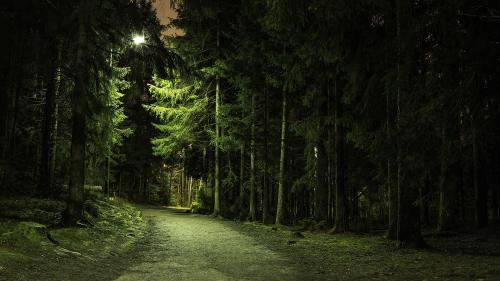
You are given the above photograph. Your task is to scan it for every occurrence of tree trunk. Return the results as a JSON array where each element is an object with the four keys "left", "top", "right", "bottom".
[
  {"left": 67, "top": 11, "right": 87, "bottom": 224},
  {"left": 200, "top": 145, "right": 206, "bottom": 207},
  {"left": 182, "top": 148, "right": 186, "bottom": 206},
  {"left": 395, "top": 1, "right": 403, "bottom": 243},
  {"left": 249, "top": 93, "right": 257, "bottom": 221},
  {"left": 239, "top": 143, "right": 245, "bottom": 217},
  {"left": 386, "top": 78, "right": 394, "bottom": 231},
  {"left": 213, "top": 77, "right": 221, "bottom": 216},
  {"left": 438, "top": 121, "right": 456, "bottom": 231},
  {"left": 106, "top": 155, "right": 111, "bottom": 197},
  {"left": 262, "top": 87, "right": 270, "bottom": 224},
  {"left": 212, "top": 10, "right": 222, "bottom": 216},
  {"left": 1, "top": 41, "right": 24, "bottom": 189},
  {"left": 493, "top": 154, "right": 499, "bottom": 225},
  {"left": 39, "top": 42, "right": 62, "bottom": 198},
  {"left": 315, "top": 143, "right": 328, "bottom": 222},
  {"left": 207, "top": 147, "right": 214, "bottom": 212},
  {"left": 391, "top": 0, "right": 423, "bottom": 246},
  {"left": 275, "top": 91, "right": 288, "bottom": 225},
  {"left": 327, "top": 79, "right": 334, "bottom": 224},
  {"left": 139, "top": 175, "right": 143, "bottom": 201},
  {"left": 393, "top": 111, "right": 423, "bottom": 246},
  {"left": 167, "top": 169, "right": 173, "bottom": 205},
  {"left": 471, "top": 115, "right": 487, "bottom": 228},
  {"left": 420, "top": 173, "right": 430, "bottom": 226},
  {"left": 188, "top": 176, "right": 193, "bottom": 207},
  {"left": 118, "top": 172, "right": 122, "bottom": 197},
  {"left": 333, "top": 110, "right": 347, "bottom": 232},
  {"left": 332, "top": 77, "right": 348, "bottom": 233}
]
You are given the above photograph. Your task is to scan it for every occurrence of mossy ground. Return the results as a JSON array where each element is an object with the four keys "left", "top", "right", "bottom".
[
  {"left": 0, "top": 196, "right": 145, "bottom": 281},
  {"left": 227, "top": 221, "right": 500, "bottom": 280},
  {"left": 1, "top": 203, "right": 499, "bottom": 280}
]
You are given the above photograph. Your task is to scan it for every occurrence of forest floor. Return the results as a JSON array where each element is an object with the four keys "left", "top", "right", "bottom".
[
  {"left": 2, "top": 204, "right": 500, "bottom": 280},
  {"left": 0, "top": 196, "right": 146, "bottom": 281}
]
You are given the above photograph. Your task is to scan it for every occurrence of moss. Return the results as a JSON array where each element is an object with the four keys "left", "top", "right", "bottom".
[
  {"left": 46, "top": 197, "right": 145, "bottom": 257},
  {"left": 0, "top": 196, "right": 146, "bottom": 276},
  {"left": 0, "top": 246, "right": 31, "bottom": 264},
  {"left": 223, "top": 220, "right": 500, "bottom": 280},
  {"left": 50, "top": 228, "right": 93, "bottom": 249},
  {"left": 0, "top": 221, "right": 49, "bottom": 248}
]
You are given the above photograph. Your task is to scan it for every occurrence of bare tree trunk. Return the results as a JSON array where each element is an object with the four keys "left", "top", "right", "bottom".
[
  {"left": 390, "top": 0, "right": 423, "bottom": 246},
  {"left": 315, "top": 143, "right": 328, "bottom": 222},
  {"left": 39, "top": 42, "right": 62, "bottom": 197},
  {"left": 249, "top": 93, "right": 257, "bottom": 221},
  {"left": 67, "top": 10, "right": 87, "bottom": 224},
  {"left": 438, "top": 121, "right": 456, "bottom": 231},
  {"left": 239, "top": 143, "right": 245, "bottom": 217},
  {"left": 493, "top": 154, "right": 499, "bottom": 225},
  {"left": 386, "top": 79, "right": 394, "bottom": 231},
  {"left": 395, "top": 2, "right": 402, "bottom": 244},
  {"left": 203, "top": 145, "right": 207, "bottom": 186},
  {"left": 106, "top": 155, "right": 111, "bottom": 197},
  {"left": 167, "top": 169, "right": 173, "bottom": 205},
  {"left": 333, "top": 76, "right": 348, "bottom": 232},
  {"left": 207, "top": 147, "right": 214, "bottom": 212},
  {"left": 118, "top": 172, "right": 122, "bottom": 197},
  {"left": 471, "top": 115, "right": 487, "bottom": 228},
  {"left": 214, "top": 77, "right": 221, "bottom": 216},
  {"left": 262, "top": 87, "right": 270, "bottom": 224},
  {"left": 182, "top": 148, "right": 186, "bottom": 206},
  {"left": 275, "top": 90, "right": 288, "bottom": 225},
  {"left": 188, "top": 176, "right": 193, "bottom": 207},
  {"left": 139, "top": 175, "right": 143, "bottom": 201},
  {"left": 420, "top": 173, "right": 430, "bottom": 226},
  {"left": 327, "top": 78, "right": 334, "bottom": 224},
  {"left": 1, "top": 38, "right": 24, "bottom": 189}
]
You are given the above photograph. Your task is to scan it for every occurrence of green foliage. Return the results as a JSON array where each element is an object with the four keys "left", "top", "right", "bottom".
[
  {"left": 86, "top": 65, "right": 133, "bottom": 184},
  {"left": 146, "top": 74, "right": 208, "bottom": 158}
]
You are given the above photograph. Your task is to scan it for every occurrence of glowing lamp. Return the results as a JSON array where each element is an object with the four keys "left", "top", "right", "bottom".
[{"left": 132, "top": 35, "right": 145, "bottom": 45}]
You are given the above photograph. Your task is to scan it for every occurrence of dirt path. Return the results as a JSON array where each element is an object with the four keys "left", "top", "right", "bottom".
[{"left": 115, "top": 206, "right": 301, "bottom": 281}]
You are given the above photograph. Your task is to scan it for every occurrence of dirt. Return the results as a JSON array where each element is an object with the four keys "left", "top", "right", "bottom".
[{"left": 2, "top": 205, "right": 500, "bottom": 280}]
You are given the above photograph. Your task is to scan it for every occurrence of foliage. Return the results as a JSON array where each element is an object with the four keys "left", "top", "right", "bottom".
[{"left": 146, "top": 74, "right": 208, "bottom": 158}]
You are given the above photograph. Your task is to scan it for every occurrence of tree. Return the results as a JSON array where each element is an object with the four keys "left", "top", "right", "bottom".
[{"left": 39, "top": 42, "right": 63, "bottom": 197}]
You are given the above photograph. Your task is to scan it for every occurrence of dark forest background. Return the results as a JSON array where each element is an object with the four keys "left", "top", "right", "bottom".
[{"left": 0, "top": 0, "right": 499, "bottom": 247}]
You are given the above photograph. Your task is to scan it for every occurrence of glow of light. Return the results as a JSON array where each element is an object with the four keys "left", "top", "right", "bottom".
[{"left": 132, "top": 35, "right": 145, "bottom": 45}]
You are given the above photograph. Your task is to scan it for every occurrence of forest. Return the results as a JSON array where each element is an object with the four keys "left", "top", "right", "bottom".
[{"left": 1, "top": 0, "right": 500, "bottom": 280}]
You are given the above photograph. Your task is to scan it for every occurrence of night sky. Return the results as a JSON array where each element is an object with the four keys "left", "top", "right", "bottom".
[{"left": 152, "top": 0, "right": 181, "bottom": 36}]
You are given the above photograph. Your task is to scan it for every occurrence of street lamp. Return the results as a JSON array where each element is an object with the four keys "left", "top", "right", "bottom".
[{"left": 132, "top": 35, "right": 146, "bottom": 45}]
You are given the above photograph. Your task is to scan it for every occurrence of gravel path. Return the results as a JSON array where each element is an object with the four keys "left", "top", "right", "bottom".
[{"left": 115, "top": 206, "right": 300, "bottom": 281}]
